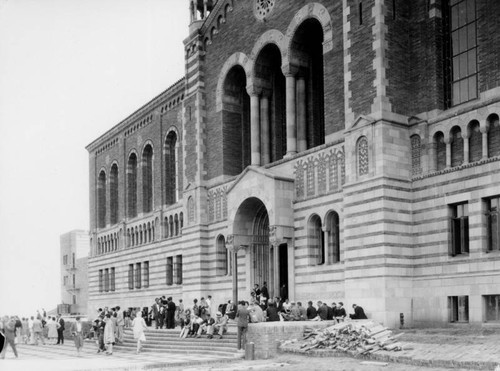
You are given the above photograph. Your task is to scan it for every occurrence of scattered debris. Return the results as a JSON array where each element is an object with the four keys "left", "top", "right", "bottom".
[
  {"left": 297, "top": 320, "right": 404, "bottom": 355},
  {"left": 360, "top": 361, "right": 389, "bottom": 366}
]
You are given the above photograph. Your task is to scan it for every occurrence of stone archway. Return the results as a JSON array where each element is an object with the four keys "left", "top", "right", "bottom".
[{"left": 232, "top": 197, "right": 273, "bottom": 296}]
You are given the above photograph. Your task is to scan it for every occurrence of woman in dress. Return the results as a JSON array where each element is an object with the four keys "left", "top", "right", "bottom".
[
  {"left": 103, "top": 313, "right": 115, "bottom": 355},
  {"left": 70, "top": 316, "right": 84, "bottom": 356},
  {"left": 131, "top": 310, "right": 147, "bottom": 354},
  {"left": 46, "top": 317, "right": 60, "bottom": 344}
]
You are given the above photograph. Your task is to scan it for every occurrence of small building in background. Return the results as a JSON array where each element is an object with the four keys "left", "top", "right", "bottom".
[{"left": 60, "top": 230, "right": 89, "bottom": 315}]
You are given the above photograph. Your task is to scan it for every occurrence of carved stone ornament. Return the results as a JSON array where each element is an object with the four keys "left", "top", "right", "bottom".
[
  {"left": 254, "top": 0, "right": 275, "bottom": 21},
  {"left": 226, "top": 234, "right": 234, "bottom": 246}
]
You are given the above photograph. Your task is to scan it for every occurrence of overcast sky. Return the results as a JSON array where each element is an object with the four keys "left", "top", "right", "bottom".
[{"left": 0, "top": 0, "right": 188, "bottom": 316}]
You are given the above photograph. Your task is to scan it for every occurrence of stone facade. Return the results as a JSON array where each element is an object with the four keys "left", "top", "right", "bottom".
[
  {"left": 86, "top": 0, "right": 500, "bottom": 328},
  {"left": 60, "top": 230, "right": 89, "bottom": 315}
]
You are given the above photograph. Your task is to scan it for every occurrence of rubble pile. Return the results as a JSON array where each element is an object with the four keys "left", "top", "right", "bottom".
[{"left": 299, "top": 320, "right": 404, "bottom": 355}]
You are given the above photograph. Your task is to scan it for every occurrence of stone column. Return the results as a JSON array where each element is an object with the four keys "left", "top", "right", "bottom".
[
  {"left": 260, "top": 95, "right": 270, "bottom": 165},
  {"left": 285, "top": 74, "right": 297, "bottom": 157},
  {"left": 463, "top": 132, "right": 470, "bottom": 164},
  {"left": 250, "top": 94, "right": 261, "bottom": 166},
  {"left": 296, "top": 76, "right": 307, "bottom": 153},
  {"left": 445, "top": 137, "right": 452, "bottom": 168},
  {"left": 481, "top": 126, "right": 489, "bottom": 160},
  {"left": 428, "top": 141, "right": 437, "bottom": 172}
]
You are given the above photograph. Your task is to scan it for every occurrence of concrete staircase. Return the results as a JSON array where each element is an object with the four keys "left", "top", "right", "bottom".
[{"left": 114, "top": 326, "right": 240, "bottom": 358}]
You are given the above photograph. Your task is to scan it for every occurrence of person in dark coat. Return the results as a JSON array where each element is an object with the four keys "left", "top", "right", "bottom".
[
  {"left": 260, "top": 282, "right": 269, "bottom": 300},
  {"left": 334, "top": 302, "right": 347, "bottom": 322},
  {"left": 236, "top": 301, "right": 250, "bottom": 350},
  {"left": 317, "top": 301, "right": 328, "bottom": 320},
  {"left": 265, "top": 301, "right": 280, "bottom": 322},
  {"left": 326, "top": 303, "right": 335, "bottom": 320},
  {"left": 350, "top": 304, "right": 368, "bottom": 319},
  {"left": 306, "top": 301, "right": 317, "bottom": 320},
  {"left": 166, "top": 297, "right": 176, "bottom": 329},
  {"left": 56, "top": 314, "right": 65, "bottom": 344}
]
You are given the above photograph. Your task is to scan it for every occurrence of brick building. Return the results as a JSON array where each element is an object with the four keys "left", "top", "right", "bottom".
[
  {"left": 60, "top": 230, "right": 89, "bottom": 315},
  {"left": 86, "top": 0, "right": 500, "bottom": 327}
]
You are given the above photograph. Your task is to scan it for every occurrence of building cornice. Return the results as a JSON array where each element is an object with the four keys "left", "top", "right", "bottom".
[{"left": 86, "top": 77, "right": 186, "bottom": 152}]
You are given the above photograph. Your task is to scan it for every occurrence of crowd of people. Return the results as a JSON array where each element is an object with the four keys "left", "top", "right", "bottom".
[
  {"left": 0, "top": 285, "right": 368, "bottom": 358},
  {"left": 0, "top": 309, "right": 67, "bottom": 359}
]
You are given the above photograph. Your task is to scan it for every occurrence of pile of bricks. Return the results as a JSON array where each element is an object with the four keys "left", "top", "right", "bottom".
[{"left": 298, "top": 320, "right": 404, "bottom": 355}]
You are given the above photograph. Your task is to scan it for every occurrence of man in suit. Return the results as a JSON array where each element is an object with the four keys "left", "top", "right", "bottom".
[
  {"left": 56, "top": 314, "right": 65, "bottom": 345},
  {"left": 350, "top": 304, "right": 368, "bottom": 319},
  {"left": 166, "top": 297, "right": 176, "bottom": 329},
  {"left": 236, "top": 301, "right": 250, "bottom": 350},
  {"left": 152, "top": 298, "right": 162, "bottom": 329}
]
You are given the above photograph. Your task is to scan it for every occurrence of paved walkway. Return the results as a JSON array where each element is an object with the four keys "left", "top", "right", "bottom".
[{"left": 0, "top": 342, "right": 237, "bottom": 371}]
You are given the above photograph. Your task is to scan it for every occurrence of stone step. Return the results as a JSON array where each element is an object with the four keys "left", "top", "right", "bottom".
[
  {"left": 113, "top": 345, "right": 240, "bottom": 358},
  {"left": 120, "top": 337, "right": 237, "bottom": 346},
  {"left": 122, "top": 331, "right": 237, "bottom": 340}
]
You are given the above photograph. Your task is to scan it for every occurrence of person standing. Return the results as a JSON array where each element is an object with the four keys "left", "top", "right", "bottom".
[
  {"left": 132, "top": 311, "right": 147, "bottom": 354},
  {"left": 115, "top": 306, "right": 124, "bottom": 344},
  {"left": 56, "top": 315, "right": 65, "bottom": 345},
  {"left": 0, "top": 316, "right": 18, "bottom": 359},
  {"left": 103, "top": 314, "right": 115, "bottom": 355},
  {"left": 151, "top": 298, "right": 162, "bottom": 329},
  {"left": 21, "top": 317, "right": 30, "bottom": 344},
  {"left": 32, "top": 316, "right": 45, "bottom": 345},
  {"left": 236, "top": 301, "right": 250, "bottom": 351},
  {"left": 166, "top": 297, "right": 176, "bottom": 329},
  {"left": 28, "top": 316, "right": 34, "bottom": 344},
  {"left": 260, "top": 282, "right": 269, "bottom": 301},
  {"left": 46, "top": 317, "right": 60, "bottom": 344},
  {"left": 70, "top": 316, "right": 84, "bottom": 356}
]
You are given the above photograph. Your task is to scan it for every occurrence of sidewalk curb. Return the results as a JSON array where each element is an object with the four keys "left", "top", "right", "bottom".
[{"left": 280, "top": 345, "right": 499, "bottom": 371}]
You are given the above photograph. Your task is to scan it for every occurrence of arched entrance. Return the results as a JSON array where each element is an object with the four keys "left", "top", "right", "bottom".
[{"left": 231, "top": 197, "right": 289, "bottom": 301}]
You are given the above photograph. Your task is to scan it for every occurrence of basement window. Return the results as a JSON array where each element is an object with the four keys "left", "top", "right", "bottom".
[
  {"left": 484, "top": 295, "right": 500, "bottom": 322},
  {"left": 448, "top": 295, "right": 469, "bottom": 323}
]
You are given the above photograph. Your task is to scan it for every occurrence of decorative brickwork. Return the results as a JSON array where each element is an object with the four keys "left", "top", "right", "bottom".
[
  {"left": 411, "top": 134, "right": 422, "bottom": 176},
  {"left": 357, "top": 136, "right": 369, "bottom": 176},
  {"left": 294, "top": 145, "right": 345, "bottom": 200}
]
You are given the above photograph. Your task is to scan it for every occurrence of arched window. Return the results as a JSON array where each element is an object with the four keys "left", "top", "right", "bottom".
[
  {"left": 435, "top": 132, "right": 446, "bottom": 171},
  {"left": 357, "top": 136, "right": 369, "bottom": 176},
  {"left": 169, "top": 215, "right": 174, "bottom": 237},
  {"left": 254, "top": 45, "right": 286, "bottom": 162},
  {"left": 147, "top": 222, "right": 152, "bottom": 242},
  {"left": 450, "top": 126, "right": 463, "bottom": 167},
  {"left": 127, "top": 153, "right": 138, "bottom": 218},
  {"left": 410, "top": 135, "right": 422, "bottom": 176},
  {"left": 222, "top": 65, "right": 251, "bottom": 173},
  {"left": 468, "top": 120, "right": 482, "bottom": 162},
  {"left": 142, "top": 145, "right": 153, "bottom": 213},
  {"left": 488, "top": 114, "right": 500, "bottom": 158},
  {"left": 180, "top": 212, "right": 184, "bottom": 230},
  {"left": 97, "top": 170, "right": 106, "bottom": 228},
  {"left": 326, "top": 211, "right": 340, "bottom": 264},
  {"left": 216, "top": 235, "right": 228, "bottom": 276},
  {"left": 174, "top": 214, "right": 179, "bottom": 236},
  {"left": 290, "top": 18, "right": 325, "bottom": 150},
  {"left": 110, "top": 164, "right": 119, "bottom": 225},
  {"left": 165, "top": 131, "right": 178, "bottom": 205},
  {"left": 308, "top": 214, "right": 324, "bottom": 265}
]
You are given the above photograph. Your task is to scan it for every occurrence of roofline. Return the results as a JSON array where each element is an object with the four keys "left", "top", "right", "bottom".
[{"left": 86, "top": 77, "right": 186, "bottom": 152}]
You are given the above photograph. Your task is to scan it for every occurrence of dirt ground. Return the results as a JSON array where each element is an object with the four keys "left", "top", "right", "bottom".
[{"left": 156, "top": 353, "right": 476, "bottom": 371}]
